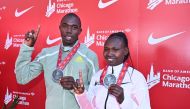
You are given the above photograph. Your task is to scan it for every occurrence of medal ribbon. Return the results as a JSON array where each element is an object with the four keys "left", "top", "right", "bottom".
[
  {"left": 56, "top": 42, "right": 80, "bottom": 70},
  {"left": 100, "top": 61, "right": 129, "bottom": 86}
]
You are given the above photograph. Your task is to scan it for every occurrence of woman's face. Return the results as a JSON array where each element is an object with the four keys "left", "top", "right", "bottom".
[{"left": 103, "top": 38, "right": 128, "bottom": 66}]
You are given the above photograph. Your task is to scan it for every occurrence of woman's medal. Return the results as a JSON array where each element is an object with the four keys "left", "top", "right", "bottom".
[
  {"left": 103, "top": 74, "right": 116, "bottom": 88},
  {"left": 100, "top": 61, "right": 129, "bottom": 88}
]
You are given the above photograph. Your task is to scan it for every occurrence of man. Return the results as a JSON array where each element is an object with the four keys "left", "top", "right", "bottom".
[{"left": 15, "top": 13, "right": 99, "bottom": 109}]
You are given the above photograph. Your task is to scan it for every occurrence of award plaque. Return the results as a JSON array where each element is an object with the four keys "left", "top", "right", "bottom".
[
  {"left": 52, "top": 69, "right": 63, "bottom": 83},
  {"left": 103, "top": 74, "right": 116, "bottom": 88}
]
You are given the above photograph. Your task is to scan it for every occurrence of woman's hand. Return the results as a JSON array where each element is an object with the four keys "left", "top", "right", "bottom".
[
  {"left": 73, "top": 71, "right": 85, "bottom": 94},
  {"left": 108, "top": 84, "right": 124, "bottom": 104}
]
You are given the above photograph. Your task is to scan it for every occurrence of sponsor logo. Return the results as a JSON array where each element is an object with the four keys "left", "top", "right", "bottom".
[
  {"left": 147, "top": 0, "right": 190, "bottom": 10},
  {"left": 4, "top": 33, "right": 25, "bottom": 50},
  {"left": 98, "top": 0, "right": 118, "bottom": 9},
  {"left": 95, "top": 28, "right": 130, "bottom": 47},
  {"left": 46, "top": 35, "right": 61, "bottom": 45},
  {"left": 4, "top": 87, "right": 36, "bottom": 106},
  {"left": 84, "top": 27, "right": 95, "bottom": 47},
  {"left": 147, "top": 65, "right": 190, "bottom": 89},
  {"left": 75, "top": 56, "right": 84, "bottom": 63},
  {"left": 162, "top": 69, "right": 190, "bottom": 89},
  {"left": 46, "top": 0, "right": 56, "bottom": 17},
  {"left": 45, "top": 0, "right": 78, "bottom": 17},
  {"left": 83, "top": 27, "right": 131, "bottom": 47},
  {"left": 15, "top": 6, "right": 34, "bottom": 17},
  {"left": 147, "top": 64, "right": 161, "bottom": 89},
  {"left": 4, "top": 33, "right": 12, "bottom": 50},
  {"left": 165, "top": 0, "right": 190, "bottom": 5},
  {"left": 4, "top": 87, "right": 12, "bottom": 105},
  {"left": 148, "top": 31, "right": 185, "bottom": 45},
  {"left": 147, "top": 0, "right": 163, "bottom": 10}
]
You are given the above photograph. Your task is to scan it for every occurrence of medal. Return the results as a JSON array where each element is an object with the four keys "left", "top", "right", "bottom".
[
  {"left": 100, "top": 61, "right": 129, "bottom": 88},
  {"left": 52, "top": 43, "right": 80, "bottom": 83},
  {"left": 52, "top": 69, "right": 63, "bottom": 83},
  {"left": 103, "top": 74, "right": 116, "bottom": 88}
]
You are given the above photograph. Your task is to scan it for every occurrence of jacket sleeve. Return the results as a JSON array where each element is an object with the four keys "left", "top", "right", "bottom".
[
  {"left": 87, "top": 52, "right": 99, "bottom": 85},
  {"left": 80, "top": 49, "right": 99, "bottom": 90},
  {"left": 75, "top": 70, "right": 102, "bottom": 109},
  {"left": 135, "top": 73, "right": 151, "bottom": 109},
  {"left": 75, "top": 91, "right": 93, "bottom": 109},
  {"left": 120, "top": 69, "right": 151, "bottom": 109},
  {"left": 15, "top": 44, "right": 43, "bottom": 85}
]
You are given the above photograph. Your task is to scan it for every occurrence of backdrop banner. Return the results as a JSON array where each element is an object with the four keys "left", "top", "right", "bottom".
[{"left": 0, "top": 0, "right": 190, "bottom": 109}]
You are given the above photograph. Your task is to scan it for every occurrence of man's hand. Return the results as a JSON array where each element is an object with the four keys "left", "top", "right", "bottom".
[
  {"left": 24, "top": 25, "right": 40, "bottom": 47},
  {"left": 73, "top": 71, "right": 84, "bottom": 94},
  {"left": 60, "top": 76, "right": 75, "bottom": 90},
  {"left": 108, "top": 84, "right": 124, "bottom": 104}
]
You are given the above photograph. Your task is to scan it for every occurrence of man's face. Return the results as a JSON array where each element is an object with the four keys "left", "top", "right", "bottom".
[
  {"left": 103, "top": 38, "right": 128, "bottom": 66},
  {"left": 59, "top": 16, "right": 82, "bottom": 46}
]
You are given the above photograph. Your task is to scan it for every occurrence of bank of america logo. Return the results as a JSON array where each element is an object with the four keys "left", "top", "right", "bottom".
[
  {"left": 147, "top": 64, "right": 160, "bottom": 89},
  {"left": 4, "top": 32, "right": 12, "bottom": 50},
  {"left": 46, "top": 0, "right": 55, "bottom": 17},
  {"left": 84, "top": 27, "right": 95, "bottom": 47},
  {"left": 4, "top": 87, "right": 12, "bottom": 105}
]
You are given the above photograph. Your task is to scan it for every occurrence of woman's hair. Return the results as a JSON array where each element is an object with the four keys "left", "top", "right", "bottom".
[{"left": 105, "top": 32, "right": 129, "bottom": 62}]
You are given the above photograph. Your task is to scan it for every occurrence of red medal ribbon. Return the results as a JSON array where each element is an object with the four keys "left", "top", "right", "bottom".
[
  {"left": 56, "top": 42, "right": 80, "bottom": 70},
  {"left": 100, "top": 61, "right": 129, "bottom": 86}
]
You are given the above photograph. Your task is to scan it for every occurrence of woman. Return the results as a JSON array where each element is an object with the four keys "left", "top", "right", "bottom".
[{"left": 73, "top": 32, "right": 151, "bottom": 109}]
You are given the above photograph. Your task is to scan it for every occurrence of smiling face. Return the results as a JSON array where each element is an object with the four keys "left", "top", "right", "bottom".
[
  {"left": 103, "top": 37, "right": 128, "bottom": 66},
  {"left": 59, "top": 14, "right": 82, "bottom": 46}
]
